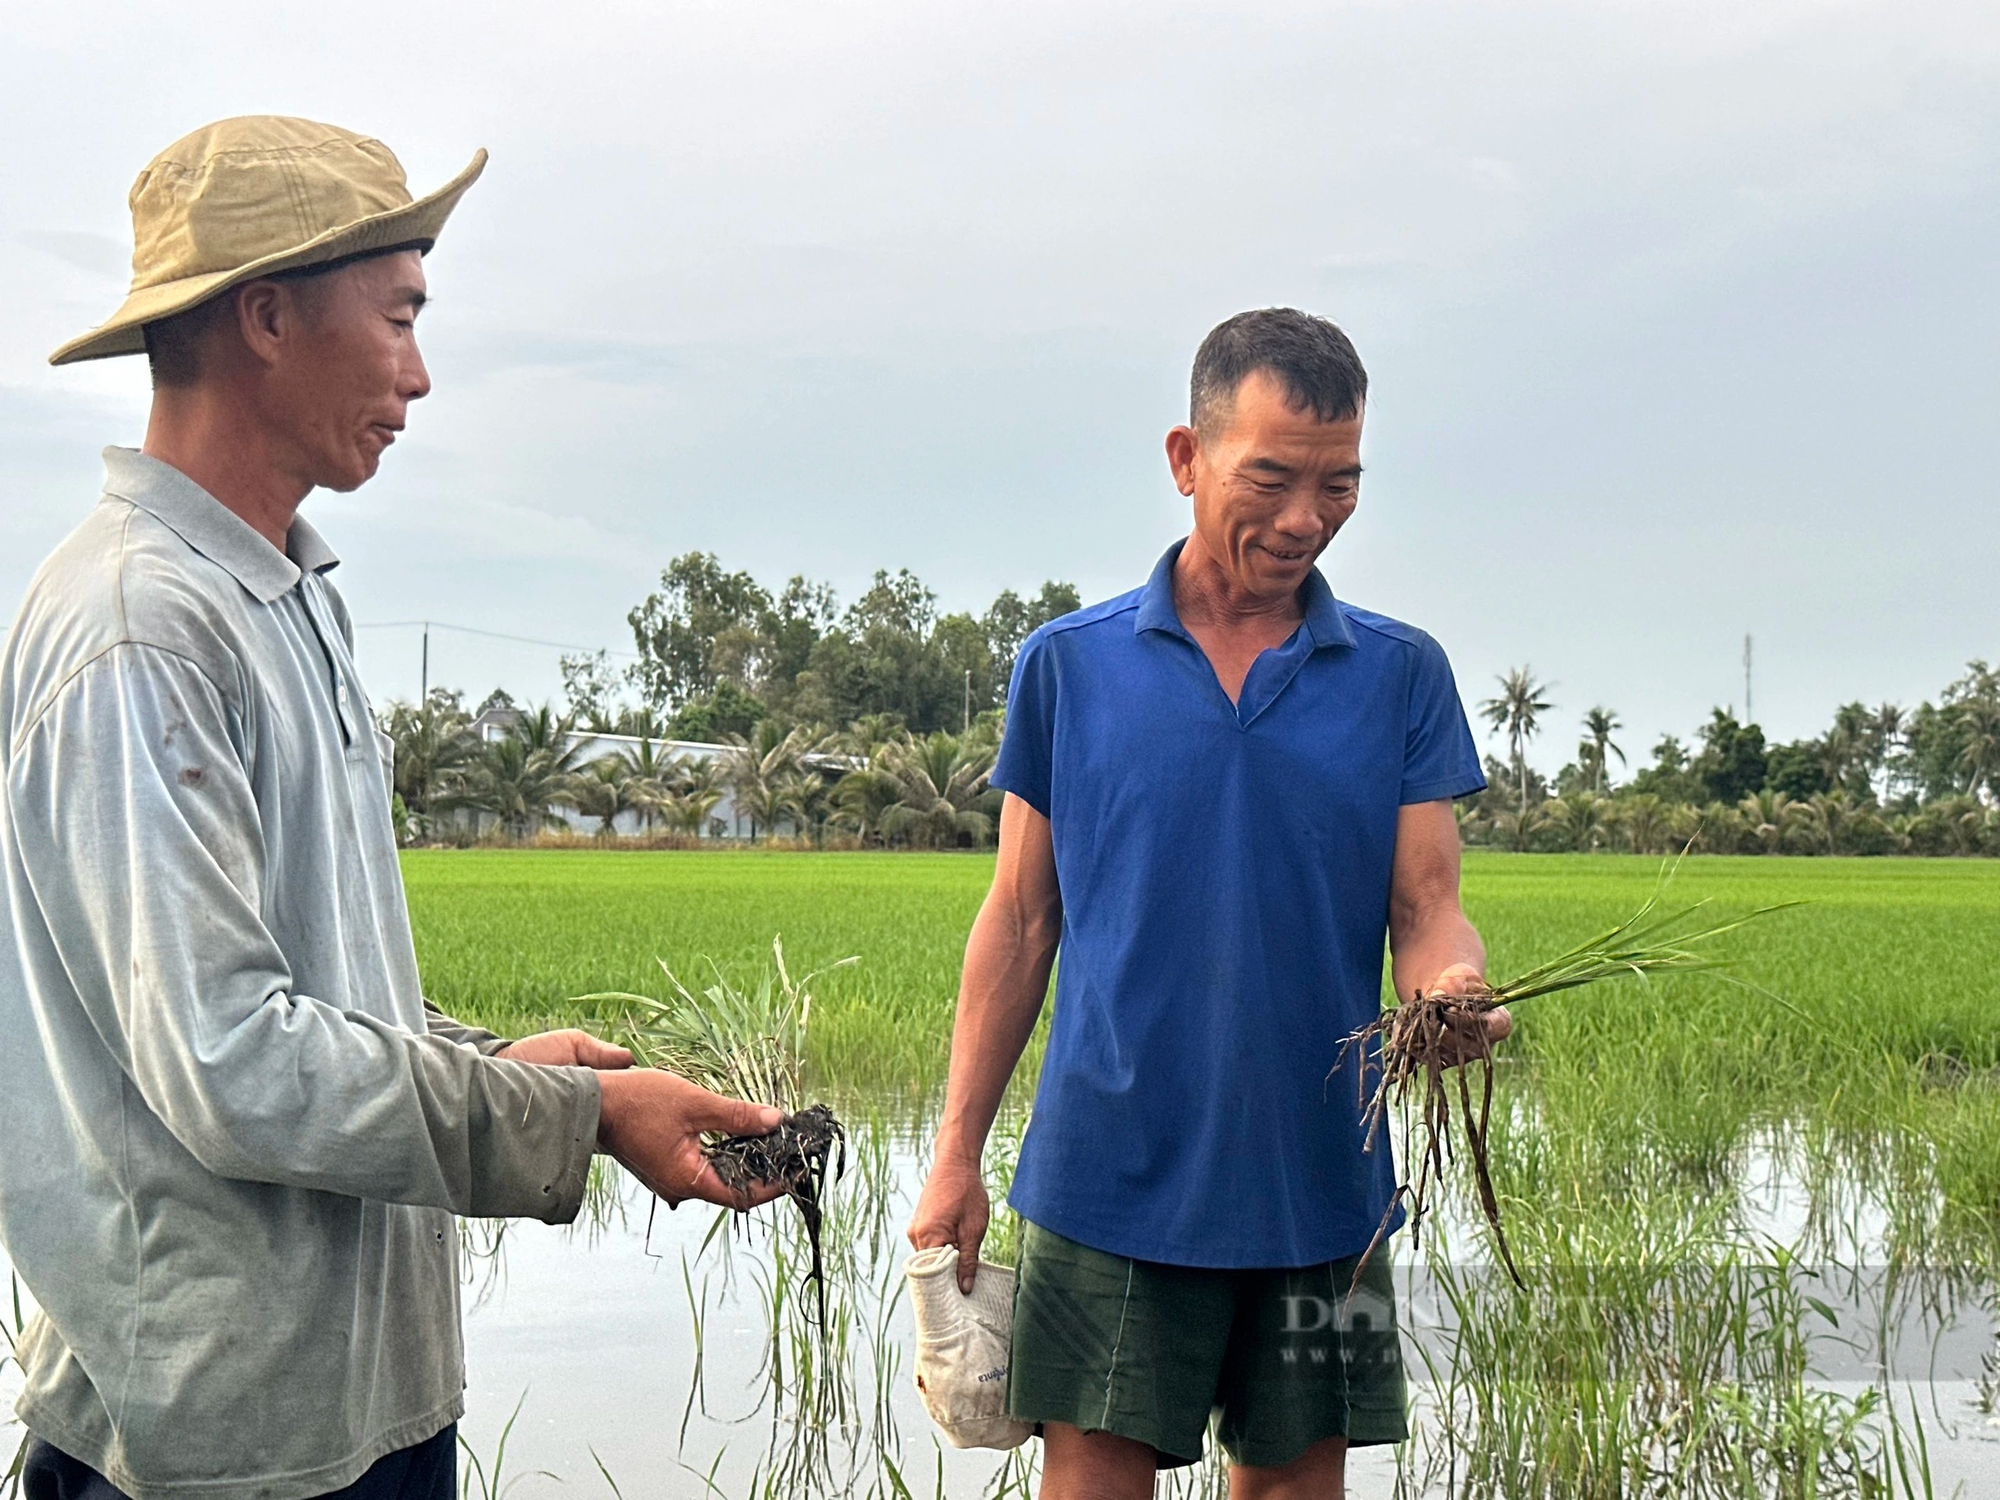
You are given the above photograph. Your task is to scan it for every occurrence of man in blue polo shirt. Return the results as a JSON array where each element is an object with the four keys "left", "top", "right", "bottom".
[{"left": 908, "top": 308, "right": 1510, "bottom": 1497}]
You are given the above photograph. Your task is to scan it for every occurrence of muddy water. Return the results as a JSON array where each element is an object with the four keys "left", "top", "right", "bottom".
[
  {"left": 446, "top": 1145, "right": 1413, "bottom": 1498},
  {"left": 5, "top": 1137, "right": 1998, "bottom": 1497}
]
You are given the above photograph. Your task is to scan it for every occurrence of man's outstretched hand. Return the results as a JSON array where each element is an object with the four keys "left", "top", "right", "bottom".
[
  {"left": 493, "top": 1030, "right": 785, "bottom": 1209},
  {"left": 495, "top": 1028, "right": 635, "bottom": 1069},
  {"left": 596, "top": 1069, "right": 789, "bottom": 1212}
]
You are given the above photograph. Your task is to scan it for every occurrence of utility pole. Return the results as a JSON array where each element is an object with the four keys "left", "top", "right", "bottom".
[
  {"left": 963, "top": 667, "right": 972, "bottom": 734},
  {"left": 420, "top": 621, "right": 430, "bottom": 706},
  {"left": 1743, "top": 634, "right": 1753, "bottom": 725}
]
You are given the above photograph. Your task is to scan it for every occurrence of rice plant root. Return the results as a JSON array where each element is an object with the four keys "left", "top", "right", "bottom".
[{"left": 708, "top": 1102, "right": 848, "bottom": 1323}]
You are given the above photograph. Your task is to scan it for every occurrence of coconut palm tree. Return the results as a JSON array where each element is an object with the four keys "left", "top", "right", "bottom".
[
  {"left": 447, "top": 734, "right": 569, "bottom": 839},
  {"left": 1665, "top": 798, "right": 1706, "bottom": 851},
  {"left": 1611, "top": 793, "right": 1673, "bottom": 856},
  {"left": 655, "top": 753, "right": 726, "bottom": 838},
  {"left": 1956, "top": 687, "right": 2000, "bottom": 803},
  {"left": 380, "top": 694, "right": 479, "bottom": 830},
  {"left": 721, "top": 724, "right": 827, "bottom": 839},
  {"left": 616, "top": 704, "right": 667, "bottom": 741},
  {"left": 568, "top": 754, "right": 643, "bottom": 837},
  {"left": 1867, "top": 702, "right": 1905, "bottom": 780},
  {"left": 444, "top": 704, "right": 590, "bottom": 839},
  {"left": 1488, "top": 801, "right": 1552, "bottom": 853},
  {"left": 1737, "top": 789, "right": 1802, "bottom": 855},
  {"left": 1695, "top": 800, "right": 1751, "bottom": 855},
  {"left": 833, "top": 713, "right": 908, "bottom": 758},
  {"left": 781, "top": 765, "right": 836, "bottom": 844},
  {"left": 1544, "top": 792, "right": 1610, "bottom": 852},
  {"left": 1480, "top": 667, "right": 1556, "bottom": 816},
  {"left": 734, "top": 779, "right": 801, "bottom": 840},
  {"left": 1578, "top": 706, "right": 1626, "bottom": 795},
  {"left": 1934, "top": 796, "right": 1993, "bottom": 855},
  {"left": 1797, "top": 789, "right": 1882, "bottom": 855},
  {"left": 1818, "top": 702, "right": 1876, "bottom": 794},
  {"left": 1451, "top": 800, "right": 1483, "bottom": 841},
  {"left": 613, "top": 737, "right": 678, "bottom": 832},
  {"left": 874, "top": 731, "right": 997, "bottom": 848},
  {"left": 1886, "top": 795, "right": 1989, "bottom": 856},
  {"left": 827, "top": 761, "right": 903, "bottom": 844},
  {"left": 1871, "top": 702, "right": 1905, "bottom": 748}
]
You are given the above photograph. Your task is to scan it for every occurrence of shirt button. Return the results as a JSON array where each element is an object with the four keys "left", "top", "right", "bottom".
[{"left": 336, "top": 685, "right": 349, "bottom": 704}]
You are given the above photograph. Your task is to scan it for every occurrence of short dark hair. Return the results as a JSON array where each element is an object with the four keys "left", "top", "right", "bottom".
[
  {"left": 143, "top": 296, "right": 236, "bottom": 389},
  {"left": 143, "top": 241, "right": 431, "bottom": 390},
  {"left": 1189, "top": 308, "right": 1368, "bottom": 436}
]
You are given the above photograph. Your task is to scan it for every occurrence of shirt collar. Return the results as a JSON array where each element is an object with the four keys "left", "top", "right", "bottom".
[
  {"left": 101, "top": 447, "right": 341, "bottom": 604},
  {"left": 1134, "top": 537, "right": 1357, "bottom": 651}
]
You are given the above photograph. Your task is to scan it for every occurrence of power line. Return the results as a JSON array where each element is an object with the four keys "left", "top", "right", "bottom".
[
  {"left": 2, "top": 617, "right": 631, "bottom": 655},
  {"left": 1, "top": 618, "right": 636, "bottom": 684},
  {"left": 354, "top": 619, "right": 639, "bottom": 659}
]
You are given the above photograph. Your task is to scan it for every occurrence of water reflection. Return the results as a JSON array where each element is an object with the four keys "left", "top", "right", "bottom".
[
  {"left": 3, "top": 1122, "right": 1997, "bottom": 1498},
  {"left": 442, "top": 1120, "right": 1999, "bottom": 1499}
]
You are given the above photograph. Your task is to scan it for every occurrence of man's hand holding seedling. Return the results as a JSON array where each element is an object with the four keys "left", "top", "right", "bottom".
[
  {"left": 499, "top": 1028, "right": 786, "bottom": 1210},
  {"left": 598, "top": 1070, "right": 788, "bottom": 1210},
  {"left": 1388, "top": 802, "right": 1512, "bottom": 1070},
  {"left": 1424, "top": 961, "right": 1513, "bottom": 1069}
]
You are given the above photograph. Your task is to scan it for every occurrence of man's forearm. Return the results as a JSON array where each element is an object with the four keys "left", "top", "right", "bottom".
[{"left": 932, "top": 894, "right": 1060, "bottom": 1167}]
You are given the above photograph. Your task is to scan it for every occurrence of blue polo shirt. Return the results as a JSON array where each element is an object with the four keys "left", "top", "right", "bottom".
[{"left": 993, "top": 540, "right": 1485, "bottom": 1269}]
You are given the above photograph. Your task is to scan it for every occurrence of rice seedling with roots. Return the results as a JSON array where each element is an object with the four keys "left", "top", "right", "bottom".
[
  {"left": 574, "top": 940, "right": 855, "bottom": 1324},
  {"left": 1345, "top": 867, "right": 1796, "bottom": 1290}
]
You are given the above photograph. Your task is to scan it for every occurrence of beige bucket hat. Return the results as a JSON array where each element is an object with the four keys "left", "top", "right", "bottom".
[{"left": 50, "top": 115, "right": 485, "bottom": 366}]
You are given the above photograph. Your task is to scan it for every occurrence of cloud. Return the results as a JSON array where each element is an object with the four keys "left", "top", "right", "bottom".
[
  {"left": 15, "top": 230, "right": 128, "bottom": 280},
  {"left": 2, "top": 0, "right": 1996, "bottom": 741}
]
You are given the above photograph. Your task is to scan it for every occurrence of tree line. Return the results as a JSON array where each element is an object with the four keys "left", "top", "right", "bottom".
[
  {"left": 379, "top": 687, "right": 1005, "bottom": 850},
  {"left": 377, "top": 552, "right": 1070, "bottom": 847},
  {"left": 1465, "top": 660, "right": 2000, "bottom": 856},
  {"left": 378, "top": 549, "right": 1997, "bottom": 856},
  {"left": 560, "top": 552, "right": 1080, "bottom": 741}
]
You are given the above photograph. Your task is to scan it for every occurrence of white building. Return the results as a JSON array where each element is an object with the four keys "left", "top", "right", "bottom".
[{"left": 457, "top": 709, "right": 852, "bottom": 840}]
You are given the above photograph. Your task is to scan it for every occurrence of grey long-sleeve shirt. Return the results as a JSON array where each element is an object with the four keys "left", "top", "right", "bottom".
[{"left": 0, "top": 449, "right": 601, "bottom": 1499}]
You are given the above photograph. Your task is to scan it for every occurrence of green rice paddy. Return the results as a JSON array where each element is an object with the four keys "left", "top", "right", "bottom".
[
  {"left": 408, "top": 849, "right": 2000, "bottom": 1124},
  {"left": 406, "top": 850, "right": 2000, "bottom": 1497},
  {"left": 405, "top": 848, "right": 996, "bottom": 1102}
]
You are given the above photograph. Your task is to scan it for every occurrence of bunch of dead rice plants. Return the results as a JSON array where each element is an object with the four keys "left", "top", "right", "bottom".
[{"left": 1347, "top": 872, "right": 1798, "bottom": 1287}]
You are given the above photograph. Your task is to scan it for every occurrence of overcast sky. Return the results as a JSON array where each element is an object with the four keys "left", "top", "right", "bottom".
[{"left": 4, "top": 0, "right": 1995, "bottom": 772}]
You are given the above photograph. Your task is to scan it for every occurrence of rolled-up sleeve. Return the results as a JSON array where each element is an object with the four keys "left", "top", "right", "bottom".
[
  {"left": 425, "top": 1002, "right": 510, "bottom": 1056},
  {"left": 6, "top": 642, "right": 598, "bottom": 1222}
]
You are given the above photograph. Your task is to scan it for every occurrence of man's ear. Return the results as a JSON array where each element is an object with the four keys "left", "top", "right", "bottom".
[
  {"left": 1165, "top": 425, "right": 1200, "bottom": 498},
  {"left": 233, "top": 279, "right": 290, "bottom": 367}
]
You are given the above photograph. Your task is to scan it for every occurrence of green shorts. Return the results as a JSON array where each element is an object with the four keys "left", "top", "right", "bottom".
[{"left": 1006, "top": 1220, "right": 1409, "bottom": 1469}]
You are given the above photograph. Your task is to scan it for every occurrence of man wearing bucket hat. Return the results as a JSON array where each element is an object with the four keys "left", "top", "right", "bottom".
[{"left": 0, "top": 117, "right": 784, "bottom": 1500}]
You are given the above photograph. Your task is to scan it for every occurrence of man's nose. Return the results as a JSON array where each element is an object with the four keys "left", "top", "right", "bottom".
[
  {"left": 1272, "top": 493, "right": 1324, "bottom": 538},
  {"left": 401, "top": 342, "right": 432, "bottom": 403}
]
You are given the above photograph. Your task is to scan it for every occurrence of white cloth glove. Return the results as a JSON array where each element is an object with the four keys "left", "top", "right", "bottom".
[{"left": 905, "top": 1245, "right": 1031, "bottom": 1450}]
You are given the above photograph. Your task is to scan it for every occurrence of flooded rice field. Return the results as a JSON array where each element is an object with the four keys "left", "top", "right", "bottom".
[
  {"left": 448, "top": 1124, "right": 2000, "bottom": 1499},
  {"left": 8, "top": 852, "right": 2000, "bottom": 1496},
  {"left": 5, "top": 1115, "right": 1998, "bottom": 1497}
]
